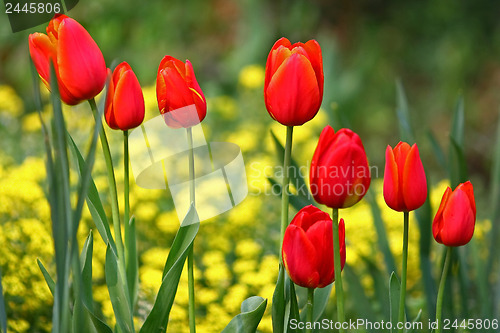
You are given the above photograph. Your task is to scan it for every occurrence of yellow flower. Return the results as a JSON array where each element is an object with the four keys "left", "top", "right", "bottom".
[{"left": 238, "top": 64, "right": 265, "bottom": 89}]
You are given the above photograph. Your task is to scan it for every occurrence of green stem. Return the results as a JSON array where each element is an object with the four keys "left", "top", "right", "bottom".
[
  {"left": 279, "top": 126, "right": 293, "bottom": 262},
  {"left": 306, "top": 288, "right": 315, "bottom": 333},
  {"left": 436, "top": 247, "right": 452, "bottom": 333},
  {"left": 186, "top": 127, "right": 196, "bottom": 333},
  {"left": 332, "top": 208, "right": 345, "bottom": 332},
  {"left": 124, "top": 130, "right": 130, "bottom": 241},
  {"left": 398, "top": 211, "right": 410, "bottom": 332},
  {"left": 89, "top": 99, "right": 125, "bottom": 260}
]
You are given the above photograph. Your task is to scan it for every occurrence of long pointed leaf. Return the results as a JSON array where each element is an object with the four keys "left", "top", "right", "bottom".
[
  {"left": 396, "top": 80, "right": 414, "bottom": 143},
  {"left": 37, "top": 259, "right": 55, "bottom": 297},
  {"left": 140, "top": 205, "right": 199, "bottom": 332},
  {"left": 0, "top": 270, "right": 7, "bottom": 333},
  {"left": 68, "top": 135, "right": 117, "bottom": 255},
  {"left": 105, "top": 244, "right": 134, "bottom": 333},
  {"left": 221, "top": 296, "right": 267, "bottom": 333},
  {"left": 272, "top": 266, "right": 286, "bottom": 333},
  {"left": 389, "top": 272, "right": 400, "bottom": 333}
]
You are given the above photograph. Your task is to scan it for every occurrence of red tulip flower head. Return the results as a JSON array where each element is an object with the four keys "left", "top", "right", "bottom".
[
  {"left": 28, "top": 14, "right": 107, "bottom": 105},
  {"left": 264, "top": 37, "right": 324, "bottom": 126},
  {"left": 383, "top": 142, "right": 427, "bottom": 212},
  {"left": 156, "top": 56, "right": 207, "bottom": 128},
  {"left": 282, "top": 205, "right": 346, "bottom": 289},
  {"left": 310, "top": 126, "right": 371, "bottom": 209},
  {"left": 104, "top": 62, "right": 145, "bottom": 131},
  {"left": 432, "top": 181, "right": 476, "bottom": 247}
]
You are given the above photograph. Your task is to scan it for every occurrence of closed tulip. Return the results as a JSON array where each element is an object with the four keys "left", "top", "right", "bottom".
[
  {"left": 264, "top": 37, "right": 323, "bottom": 126},
  {"left": 28, "top": 14, "right": 107, "bottom": 105},
  {"left": 156, "top": 56, "right": 206, "bottom": 128},
  {"left": 310, "top": 126, "right": 371, "bottom": 208},
  {"left": 282, "top": 205, "right": 345, "bottom": 289},
  {"left": 432, "top": 181, "right": 476, "bottom": 247},
  {"left": 383, "top": 142, "right": 427, "bottom": 212},
  {"left": 104, "top": 62, "right": 145, "bottom": 131}
]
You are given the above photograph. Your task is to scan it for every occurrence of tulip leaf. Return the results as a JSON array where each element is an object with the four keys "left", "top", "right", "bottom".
[
  {"left": 389, "top": 272, "right": 400, "bottom": 333},
  {"left": 312, "top": 284, "right": 333, "bottom": 322},
  {"left": 365, "top": 189, "right": 397, "bottom": 275},
  {"left": 0, "top": 269, "right": 7, "bottom": 333},
  {"left": 68, "top": 134, "right": 117, "bottom": 256},
  {"left": 272, "top": 266, "right": 286, "bottom": 333},
  {"left": 285, "top": 276, "right": 301, "bottom": 333},
  {"left": 405, "top": 309, "right": 422, "bottom": 333},
  {"left": 426, "top": 130, "right": 447, "bottom": 172},
  {"left": 126, "top": 216, "right": 139, "bottom": 309},
  {"left": 343, "top": 264, "right": 377, "bottom": 323},
  {"left": 105, "top": 244, "right": 134, "bottom": 333},
  {"left": 140, "top": 205, "right": 199, "bottom": 332},
  {"left": 448, "top": 96, "right": 468, "bottom": 188},
  {"left": 37, "top": 259, "right": 56, "bottom": 296},
  {"left": 221, "top": 296, "right": 267, "bottom": 333},
  {"left": 49, "top": 62, "right": 73, "bottom": 333},
  {"left": 80, "top": 231, "right": 94, "bottom": 311},
  {"left": 396, "top": 79, "right": 414, "bottom": 143}
]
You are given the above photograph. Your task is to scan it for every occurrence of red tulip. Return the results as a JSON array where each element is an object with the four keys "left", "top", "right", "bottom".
[
  {"left": 156, "top": 56, "right": 206, "bottom": 128},
  {"left": 104, "top": 62, "right": 145, "bottom": 131},
  {"left": 432, "top": 181, "right": 476, "bottom": 247},
  {"left": 28, "top": 14, "right": 107, "bottom": 105},
  {"left": 282, "top": 205, "right": 345, "bottom": 289},
  {"left": 310, "top": 126, "right": 371, "bottom": 208},
  {"left": 264, "top": 37, "right": 323, "bottom": 126},
  {"left": 383, "top": 142, "right": 427, "bottom": 212}
]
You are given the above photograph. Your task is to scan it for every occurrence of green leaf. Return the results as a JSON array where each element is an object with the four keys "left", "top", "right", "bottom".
[
  {"left": 389, "top": 272, "right": 400, "bottom": 333},
  {"left": 448, "top": 96, "right": 468, "bottom": 188},
  {"left": 0, "top": 269, "right": 7, "bottom": 333},
  {"left": 126, "top": 216, "right": 139, "bottom": 310},
  {"left": 272, "top": 266, "right": 286, "bottom": 333},
  {"left": 344, "top": 264, "right": 377, "bottom": 323},
  {"left": 221, "top": 296, "right": 267, "bottom": 333},
  {"left": 267, "top": 177, "right": 313, "bottom": 211},
  {"left": 67, "top": 135, "right": 117, "bottom": 255},
  {"left": 312, "top": 284, "right": 332, "bottom": 322},
  {"left": 49, "top": 63, "right": 72, "bottom": 333},
  {"left": 37, "top": 259, "right": 56, "bottom": 296},
  {"left": 105, "top": 244, "right": 134, "bottom": 333},
  {"left": 140, "top": 205, "right": 199, "bottom": 332},
  {"left": 285, "top": 277, "right": 300, "bottom": 333},
  {"left": 366, "top": 189, "right": 397, "bottom": 275},
  {"left": 395, "top": 79, "right": 414, "bottom": 143},
  {"left": 426, "top": 130, "right": 447, "bottom": 171},
  {"left": 405, "top": 309, "right": 422, "bottom": 333},
  {"left": 80, "top": 231, "right": 94, "bottom": 310}
]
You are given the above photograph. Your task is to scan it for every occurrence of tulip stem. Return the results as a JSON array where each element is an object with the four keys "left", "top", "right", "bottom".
[
  {"left": 306, "top": 288, "right": 315, "bottom": 333},
  {"left": 332, "top": 208, "right": 345, "bottom": 332},
  {"left": 89, "top": 99, "right": 125, "bottom": 260},
  {"left": 186, "top": 127, "right": 196, "bottom": 333},
  {"left": 279, "top": 125, "right": 294, "bottom": 262},
  {"left": 123, "top": 130, "right": 138, "bottom": 310},
  {"left": 398, "top": 211, "right": 410, "bottom": 332},
  {"left": 436, "top": 246, "right": 452, "bottom": 333}
]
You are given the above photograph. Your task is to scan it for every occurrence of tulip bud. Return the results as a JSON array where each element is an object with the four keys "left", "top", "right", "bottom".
[
  {"left": 28, "top": 14, "right": 107, "bottom": 105},
  {"left": 104, "top": 62, "right": 145, "bottom": 131},
  {"left": 156, "top": 56, "right": 207, "bottom": 128},
  {"left": 310, "top": 126, "right": 371, "bottom": 209},
  {"left": 282, "top": 205, "right": 345, "bottom": 289},
  {"left": 264, "top": 37, "right": 323, "bottom": 126},
  {"left": 433, "top": 181, "right": 476, "bottom": 247},
  {"left": 383, "top": 142, "right": 427, "bottom": 212}
]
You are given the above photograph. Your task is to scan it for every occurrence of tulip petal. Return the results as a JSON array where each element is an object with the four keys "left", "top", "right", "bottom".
[
  {"left": 302, "top": 39, "right": 323, "bottom": 97},
  {"left": 112, "top": 70, "right": 145, "bottom": 130},
  {"left": 440, "top": 188, "right": 475, "bottom": 246},
  {"left": 305, "top": 219, "right": 334, "bottom": 287},
  {"left": 265, "top": 53, "right": 321, "bottom": 126},
  {"left": 264, "top": 37, "right": 292, "bottom": 89},
  {"left": 384, "top": 145, "right": 403, "bottom": 211},
  {"left": 29, "top": 33, "right": 55, "bottom": 85},
  {"left": 432, "top": 187, "right": 452, "bottom": 244},
  {"left": 402, "top": 144, "right": 427, "bottom": 211},
  {"left": 57, "top": 17, "right": 106, "bottom": 102},
  {"left": 282, "top": 225, "right": 320, "bottom": 289}
]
